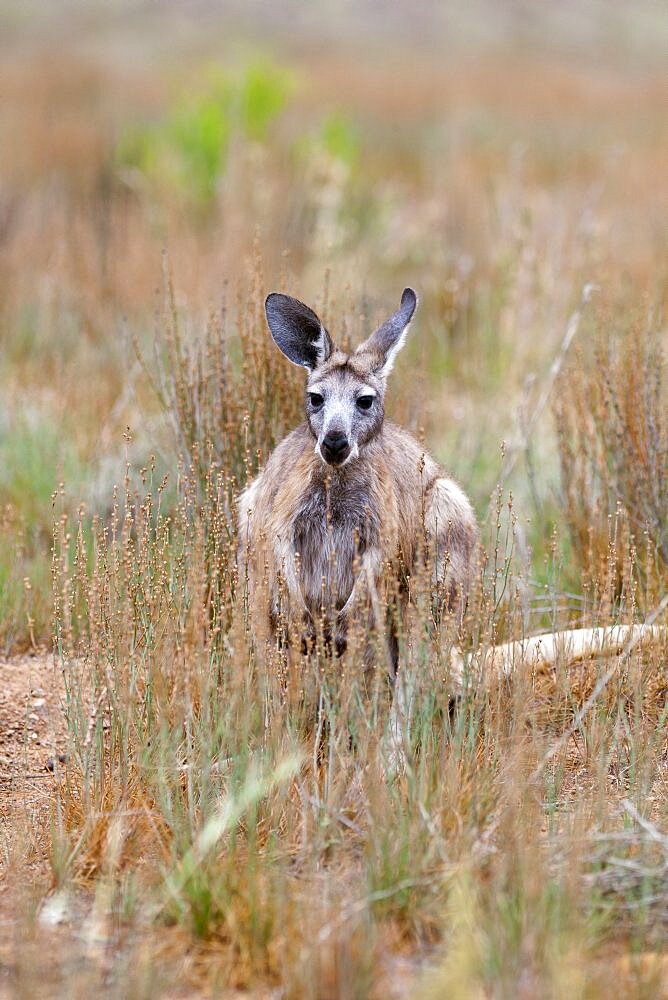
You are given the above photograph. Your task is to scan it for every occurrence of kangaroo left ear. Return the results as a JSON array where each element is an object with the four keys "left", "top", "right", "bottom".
[
  {"left": 265, "top": 293, "right": 334, "bottom": 372},
  {"left": 356, "top": 288, "right": 417, "bottom": 377}
]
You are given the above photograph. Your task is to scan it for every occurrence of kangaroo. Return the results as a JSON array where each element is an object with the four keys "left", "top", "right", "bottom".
[{"left": 237, "top": 288, "right": 479, "bottom": 680}]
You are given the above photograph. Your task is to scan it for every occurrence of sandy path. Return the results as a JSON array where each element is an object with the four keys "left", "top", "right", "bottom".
[
  {"left": 0, "top": 652, "right": 68, "bottom": 900},
  {"left": 0, "top": 653, "right": 67, "bottom": 783}
]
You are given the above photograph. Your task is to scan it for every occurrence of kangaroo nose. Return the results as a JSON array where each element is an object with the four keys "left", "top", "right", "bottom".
[{"left": 322, "top": 433, "right": 350, "bottom": 464}]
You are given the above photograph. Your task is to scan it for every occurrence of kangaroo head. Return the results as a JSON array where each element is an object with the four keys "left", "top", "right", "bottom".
[{"left": 265, "top": 288, "right": 417, "bottom": 468}]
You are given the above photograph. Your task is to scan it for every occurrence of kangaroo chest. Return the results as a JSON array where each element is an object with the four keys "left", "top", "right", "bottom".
[{"left": 292, "top": 478, "right": 381, "bottom": 615}]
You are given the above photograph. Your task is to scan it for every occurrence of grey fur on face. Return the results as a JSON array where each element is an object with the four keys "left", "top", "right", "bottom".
[
  {"left": 265, "top": 289, "right": 416, "bottom": 468},
  {"left": 306, "top": 366, "right": 382, "bottom": 467}
]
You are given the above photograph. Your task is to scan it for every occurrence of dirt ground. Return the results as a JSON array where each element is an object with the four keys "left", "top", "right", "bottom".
[
  {"left": 0, "top": 654, "right": 68, "bottom": 781},
  {"left": 0, "top": 652, "right": 68, "bottom": 882},
  {"left": 0, "top": 654, "right": 71, "bottom": 999}
]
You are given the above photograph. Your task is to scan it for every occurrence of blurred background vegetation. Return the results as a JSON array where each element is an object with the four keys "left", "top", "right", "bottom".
[
  {"left": 0, "top": 0, "right": 666, "bottom": 652},
  {"left": 0, "top": 6, "right": 667, "bottom": 998}
]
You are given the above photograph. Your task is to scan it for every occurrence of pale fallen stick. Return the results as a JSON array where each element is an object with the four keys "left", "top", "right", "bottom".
[
  {"left": 384, "top": 622, "right": 666, "bottom": 778},
  {"left": 450, "top": 623, "right": 667, "bottom": 691},
  {"left": 463, "top": 600, "right": 668, "bottom": 853}
]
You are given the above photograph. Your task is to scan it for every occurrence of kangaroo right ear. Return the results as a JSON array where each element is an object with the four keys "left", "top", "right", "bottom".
[
  {"left": 356, "top": 287, "right": 417, "bottom": 378},
  {"left": 265, "top": 293, "right": 334, "bottom": 371}
]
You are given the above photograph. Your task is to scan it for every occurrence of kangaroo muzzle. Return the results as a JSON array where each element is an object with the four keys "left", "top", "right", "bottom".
[{"left": 321, "top": 432, "right": 350, "bottom": 466}]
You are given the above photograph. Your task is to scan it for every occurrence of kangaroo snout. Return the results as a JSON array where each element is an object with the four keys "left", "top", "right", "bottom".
[{"left": 321, "top": 432, "right": 350, "bottom": 465}]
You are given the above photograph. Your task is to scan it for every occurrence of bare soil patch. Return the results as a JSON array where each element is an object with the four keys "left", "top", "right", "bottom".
[{"left": 0, "top": 653, "right": 67, "bottom": 782}]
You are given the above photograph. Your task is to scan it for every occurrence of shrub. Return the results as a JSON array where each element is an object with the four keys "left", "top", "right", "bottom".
[
  {"left": 116, "top": 60, "right": 294, "bottom": 208},
  {"left": 554, "top": 301, "right": 667, "bottom": 606}
]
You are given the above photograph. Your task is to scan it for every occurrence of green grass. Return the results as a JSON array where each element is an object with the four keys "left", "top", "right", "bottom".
[{"left": 117, "top": 60, "right": 296, "bottom": 208}]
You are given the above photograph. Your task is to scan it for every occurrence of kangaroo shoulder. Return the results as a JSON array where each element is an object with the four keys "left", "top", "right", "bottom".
[
  {"left": 428, "top": 476, "right": 477, "bottom": 533},
  {"left": 381, "top": 422, "right": 439, "bottom": 481},
  {"left": 238, "top": 424, "right": 314, "bottom": 520},
  {"left": 381, "top": 423, "right": 476, "bottom": 532}
]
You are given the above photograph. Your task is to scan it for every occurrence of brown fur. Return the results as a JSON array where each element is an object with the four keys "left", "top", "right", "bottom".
[{"left": 238, "top": 290, "right": 479, "bottom": 678}]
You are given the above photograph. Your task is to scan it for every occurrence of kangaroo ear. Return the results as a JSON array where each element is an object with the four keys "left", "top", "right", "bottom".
[
  {"left": 265, "top": 293, "right": 334, "bottom": 371},
  {"left": 356, "top": 287, "right": 417, "bottom": 377}
]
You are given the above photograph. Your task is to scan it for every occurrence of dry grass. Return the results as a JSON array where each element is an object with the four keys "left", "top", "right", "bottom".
[{"left": 0, "top": 4, "right": 667, "bottom": 997}]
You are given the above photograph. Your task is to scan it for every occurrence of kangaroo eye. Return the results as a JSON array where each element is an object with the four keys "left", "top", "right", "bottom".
[
  {"left": 356, "top": 395, "right": 374, "bottom": 411},
  {"left": 309, "top": 393, "right": 324, "bottom": 408}
]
